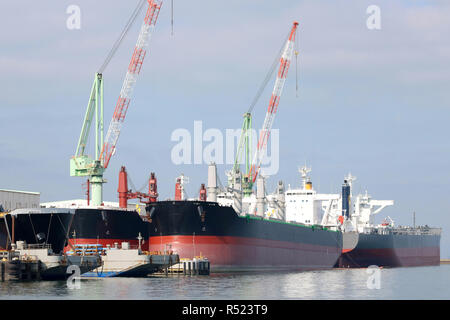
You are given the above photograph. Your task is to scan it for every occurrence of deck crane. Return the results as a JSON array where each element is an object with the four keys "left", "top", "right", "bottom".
[
  {"left": 231, "top": 22, "right": 299, "bottom": 196},
  {"left": 248, "top": 22, "right": 299, "bottom": 189},
  {"left": 70, "top": 0, "right": 162, "bottom": 206}
]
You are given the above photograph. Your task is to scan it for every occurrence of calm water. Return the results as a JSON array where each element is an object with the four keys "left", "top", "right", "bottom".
[{"left": 1, "top": 265, "right": 449, "bottom": 300}]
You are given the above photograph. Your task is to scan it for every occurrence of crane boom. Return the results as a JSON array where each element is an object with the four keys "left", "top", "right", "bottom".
[
  {"left": 70, "top": 0, "right": 162, "bottom": 207},
  {"left": 249, "top": 22, "right": 298, "bottom": 184},
  {"left": 100, "top": 0, "right": 162, "bottom": 168}
]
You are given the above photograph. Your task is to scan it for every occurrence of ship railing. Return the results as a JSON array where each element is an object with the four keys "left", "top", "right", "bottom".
[
  {"left": 104, "top": 244, "right": 145, "bottom": 250},
  {"left": 67, "top": 250, "right": 103, "bottom": 256},
  {"left": 142, "top": 250, "right": 176, "bottom": 256},
  {"left": 20, "top": 243, "right": 52, "bottom": 250},
  {"left": 68, "top": 244, "right": 104, "bottom": 256},
  {"left": 392, "top": 226, "right": 441, "bottom": 235},
  {"left": 366, "top": 227, "right": 441, "bottom": 236}
]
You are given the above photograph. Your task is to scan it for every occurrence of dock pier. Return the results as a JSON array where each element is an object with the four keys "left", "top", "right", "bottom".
[
  {"left": 80, "top": 242, "right": 181, "bottom": 278},
  {"left": 161, "top": 257, "right": 210, "bottom": 276},
  {"left": 0, "top": 241, "right": 101, "bottom": 281},
  {"left": 1, "top": 251, "right": 43, "bottom": 281}
]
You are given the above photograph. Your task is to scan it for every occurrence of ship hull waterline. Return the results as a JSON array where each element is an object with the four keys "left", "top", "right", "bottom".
[
  {"left": 337, "top": 232, "right": 440, "bottom": 268},
  {"left": 147, "top": 201, "right": 343, "bottom": 272}
]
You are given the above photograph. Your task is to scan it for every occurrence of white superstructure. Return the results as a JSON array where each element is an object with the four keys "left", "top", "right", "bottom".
[
  {"left": 283, "top": 166, "right": 340, "bottom": 225},
  {"left": 208, "top": 163, "right": 393, "bottom": 232},
  {"left": 349, "top": 191, "right": 394, "bottom": 233}
]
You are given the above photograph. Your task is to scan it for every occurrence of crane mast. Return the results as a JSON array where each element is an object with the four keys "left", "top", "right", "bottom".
[
  {"left": 248, "top": 22, "right": 298, "bottom": 187},
  {"left": 70, "top": 0, "right": 162, "bottom": 206},
  {"left": 101, "top": 0, "right": 162, "bottom": 169}
]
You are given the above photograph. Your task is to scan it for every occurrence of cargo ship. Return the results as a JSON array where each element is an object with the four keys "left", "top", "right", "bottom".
[
  {"left": 146, "top": 164, "right": 441, "bottom": 271},
  {"left": 337, "top": 227, "right": 441, "bottom": 268},
  {"left": 0, "top": 167, "right": 158, "bottom": 253},
  {"left": 1, "top": 165, "right": 440, "bottom": 271},
  {"left": 0, "top": 206, "right": 150, "bottom": 254},
  {"left": 145, "top": 164, "right": 346, "bottom": 272},
  {"left": 1, "top": 166, "right": 344, "bottom": 271},
  {"left": 147, "top": 200, "right": 343, "bottom": 272},
  {"left": 336, "top": 180, "right": 441, "bottom": 267}
]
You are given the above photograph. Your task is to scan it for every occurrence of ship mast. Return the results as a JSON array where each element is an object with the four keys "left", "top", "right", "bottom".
[{"left": 299, "top": 165, "right": 311, "bottom": 190}]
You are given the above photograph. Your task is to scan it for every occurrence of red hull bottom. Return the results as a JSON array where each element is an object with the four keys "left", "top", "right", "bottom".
[
  {"left": 149, "top": 235, "right": 341, "bottom": 272},
  {"left": 339, "top": 247, "right": 440, "bottom": 268}
]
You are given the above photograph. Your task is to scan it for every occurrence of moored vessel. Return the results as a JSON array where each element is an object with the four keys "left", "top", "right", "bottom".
[
  {"left": 147, "top": 200, "right": 343, "bottom": 272},
  {"left": 1, "top": 206, "right": 149, "bottom": 254},
  {"left": 338, "top": 227, "right": 441, "bottom": 268},
  {"left": 334, "top": 176, "right": 441, "bottom": 268},
  {"left": 146, "top": 163, "right": 344, "bottom": 272}
]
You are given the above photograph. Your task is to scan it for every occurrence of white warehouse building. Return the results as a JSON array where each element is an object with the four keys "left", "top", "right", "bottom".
[{"left": 0, "top": 189, "right": 40, "bottom": 212}]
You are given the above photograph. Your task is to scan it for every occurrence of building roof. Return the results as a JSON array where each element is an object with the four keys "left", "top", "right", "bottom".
[
  {"left": 0, "top": 189, "right": 40, "bottom": 195},
  {"left": 40, "top": 199, "right": 144, "bottom": 211}
]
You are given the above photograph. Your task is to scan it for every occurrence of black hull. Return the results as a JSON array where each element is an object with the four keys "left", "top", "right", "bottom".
[
  {"left": 1, "top": 208, "right": 148, "bottom": 253},
  {"left": 338, "top": 232, "right": 441, "bottom": 267},
  {"left": 146, "top": 201, "right": 343, "bottom": 271}
]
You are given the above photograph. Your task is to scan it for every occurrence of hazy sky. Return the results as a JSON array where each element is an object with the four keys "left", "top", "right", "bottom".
[{"left": 1, "top": 1, "right": 449, "bottom": 256}]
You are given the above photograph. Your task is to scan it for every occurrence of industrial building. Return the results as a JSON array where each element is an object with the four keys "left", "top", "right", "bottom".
[{"left": 0, "top": 189, "right": 40, "bottom": 212}]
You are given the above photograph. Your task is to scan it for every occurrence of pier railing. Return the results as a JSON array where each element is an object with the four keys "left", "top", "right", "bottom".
[
  {"left": 24, "top": 244, "right": 52, "bottom": 250},
  {"left": 365, "top": 226, "right": 441, "bottom": 236}
]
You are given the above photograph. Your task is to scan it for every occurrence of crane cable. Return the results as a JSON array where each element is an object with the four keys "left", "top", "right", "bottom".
[
  {"left": 234, "top": 28, "right": 293, "bottom": 178},
  {"left": 97, "top": 0, "right": 146, "bottom": 74},
  {"left": 295, "top": 27, "right": 300, "bottom": 98},
  {"left": 127, "top": 171, "right": 152, "bottom": 193},
  {"left": 171, "top": 0, "right": 174, "bottom": 36},
  {"left": 247, "top": 31, "right": 290, "bottom": 114}
]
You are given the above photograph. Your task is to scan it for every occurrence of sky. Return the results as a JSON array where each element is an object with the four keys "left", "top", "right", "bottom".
[{"left": 1, "top": 1, "right": 449, "bottom": 256}]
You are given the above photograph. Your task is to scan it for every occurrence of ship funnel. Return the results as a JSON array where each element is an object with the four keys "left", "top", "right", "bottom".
[
  {"left": 207, "top": 163, "right": 218, "bottom": 202},
  {"left": 175, "top": 174, "right": 189, "bottom": 201},
  {"left": 118, "top": 166, "right": 129, "bottom": 208},
  {"left": 148, "top": 172, "right": 158, "bottom": 203},
  {"left": 231, "top": 170, "right": 242, "bottom": 214},
  {"left": 277, "top": 180, "right": 286, "bottom": 221},
  {"left": 199, "top": 184, "right": 207, "bottom": 201},
  {"left": 256, "top": 175, "right": 265, "bottom": 216},
  {"left": 342, "top": 179, "right": 351, "bottom": 218}
]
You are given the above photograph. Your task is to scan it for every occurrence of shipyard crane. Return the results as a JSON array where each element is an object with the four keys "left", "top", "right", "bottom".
[
  {"left": 230, "top": 22, "right": 299, "bottom": 195},
  {"left": 70, "top": 0, "right": 162, "bottom": 206},
  {"left": 248, "top": 22, "right": 298, "bottom": 186}
]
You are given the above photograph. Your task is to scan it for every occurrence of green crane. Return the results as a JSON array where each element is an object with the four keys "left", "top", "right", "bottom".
[
  {"left": 70, "top": 73, "right": 105, "bottom": 205},
  {"left": 69, "top": 0, "right": 162, "bottom": 206},
  {"left": 230, "top": 112, "right": 253, "bottom": 196}
]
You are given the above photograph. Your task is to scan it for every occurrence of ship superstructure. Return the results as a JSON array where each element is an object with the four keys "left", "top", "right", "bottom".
[{"left": 212, "top": 164, "right": 393, "bottom": 233}]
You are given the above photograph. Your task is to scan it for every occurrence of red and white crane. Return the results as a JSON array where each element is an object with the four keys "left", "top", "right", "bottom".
[
  {"left": 248, "top": 22, "right": 299, "bottom": 184},
  {"left": 100, "top": 0, "right": 162, "bottom": 169},
  {"left": 71, "top": 0, "right": 163, "bottom": 207}
]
